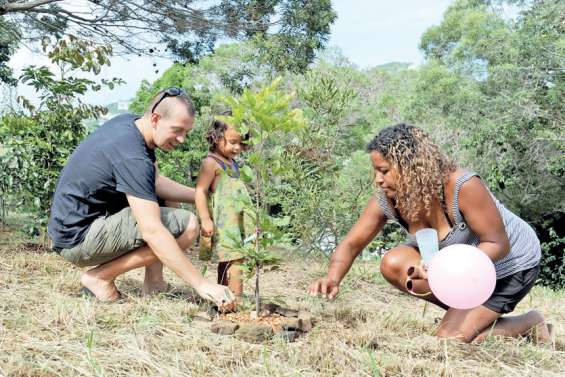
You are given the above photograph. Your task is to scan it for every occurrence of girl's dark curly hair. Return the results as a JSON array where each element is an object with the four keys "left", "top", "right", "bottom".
[
  {"left": 367, "top": 123, "right": 457, "bottom": 222},
  {"left": 206, "top": 110, "right": 250, "bottom": 152}
]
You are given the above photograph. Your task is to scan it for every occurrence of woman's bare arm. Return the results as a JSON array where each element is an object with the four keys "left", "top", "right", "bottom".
[
  {"left": 309, "top": 196, "right": 387, "bottom": 298},
  {"left": 458, "top": 176, "right": 510, "bottom": 262}
]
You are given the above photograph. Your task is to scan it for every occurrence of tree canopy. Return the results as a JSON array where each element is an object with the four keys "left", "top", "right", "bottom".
[{"left": 0, "top": 0, "right": 336, "bottom": 84}]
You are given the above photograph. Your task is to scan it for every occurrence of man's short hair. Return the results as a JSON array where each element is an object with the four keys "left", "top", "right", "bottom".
[{"left": 145, "top": 89, "right": 195, "bottom": 119}]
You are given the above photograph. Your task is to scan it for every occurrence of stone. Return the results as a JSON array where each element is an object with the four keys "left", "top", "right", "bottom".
[
  {"left": 193, "top": 311, "right": 214, "bottom": 322},
  {"left": 275, "top": 307, "right": 299, "bottom": 317},
  {"left": 236, "top": 323, "right": 274, "bottom": 343},
  {"left": 210, "top": 321, "right": 239, "bottom": 335},
  {"left": 260, "top": 302, "right": 281, "bottom": 314},
  {"left": 282, "top": 318, "right": 302, "bottom": 331},
  {"left": 258, "top": 309, "right": 272, "bottom": 318},
  {"left": 298, "top": 311, "right": 315, "bottom": 332}
]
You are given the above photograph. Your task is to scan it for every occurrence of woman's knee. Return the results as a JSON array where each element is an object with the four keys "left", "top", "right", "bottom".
[{"left": 380, "top": 246, "right": 417, "bottom": 281}]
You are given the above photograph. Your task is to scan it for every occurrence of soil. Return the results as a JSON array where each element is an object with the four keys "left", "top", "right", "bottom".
[{"left": 219, "top": 311, "right": 287, "bottom": 332}]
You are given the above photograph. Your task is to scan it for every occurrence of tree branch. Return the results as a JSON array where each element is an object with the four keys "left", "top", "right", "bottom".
[{"left": 0, "top": 0, "right": 60, "bottom": 15}]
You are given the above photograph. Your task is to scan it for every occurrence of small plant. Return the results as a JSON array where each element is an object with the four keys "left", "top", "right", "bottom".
[{"left": 219, "top": 78, "right": 306, "bottom": 313}]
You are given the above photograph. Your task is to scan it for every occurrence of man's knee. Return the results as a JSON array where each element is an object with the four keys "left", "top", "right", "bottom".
[
  {"left": 184, "top": 213, "right": 199, "bottom": 239},
  {"left": 177, "top": 213, "right": 199, "bottom": 250}
]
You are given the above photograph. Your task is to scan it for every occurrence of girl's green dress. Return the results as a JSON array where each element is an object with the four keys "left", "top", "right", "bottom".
[{"left": 199, "top": 155, "right": 254, "bottom": 262}]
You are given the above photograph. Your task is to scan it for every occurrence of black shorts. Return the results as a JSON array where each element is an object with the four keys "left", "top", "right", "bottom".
[{"left": 483, "top": 265, "right": 540, "bottom": 314}]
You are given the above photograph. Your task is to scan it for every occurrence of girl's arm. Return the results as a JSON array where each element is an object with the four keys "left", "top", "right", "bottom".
[
  {"left": 308, "top": 196, "right": 387, "bottom": 298},
  {"left": 458, "top": 176, "right": 510, "bottom": 262},
  {"left": 195, "top": 158, "right": 217, "bottom": 237}
]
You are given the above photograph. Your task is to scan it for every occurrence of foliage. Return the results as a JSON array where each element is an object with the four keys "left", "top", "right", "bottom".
[
  {"left": 537, "top": 214, "right": 565, "bottom": 290},
  {"left": 0, "top": 0, "right": 335, "bottom": 81},
  {"left": 252, "top": 0, "right": 336, "bottom": 73},
  {"left": 0, "top": 17, "right": 18, "bottom": 85},
  {"left": 0, "top": 37, "right": 120, "bottom": 235}
]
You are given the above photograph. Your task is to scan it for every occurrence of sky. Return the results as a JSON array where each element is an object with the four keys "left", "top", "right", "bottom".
[{"left": 6, "top": 0, "right": 453, "bottom": 106}]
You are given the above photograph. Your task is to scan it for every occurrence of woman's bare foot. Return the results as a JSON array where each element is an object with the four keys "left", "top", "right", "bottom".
[
  {"left": 80, "top": 270, "right": 121, "bottom": 301},
  {"left": 526, "top": 311, "right": 551, "bottom": 344}
]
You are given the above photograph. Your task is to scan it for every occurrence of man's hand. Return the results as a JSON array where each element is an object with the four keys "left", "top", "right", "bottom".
[
  {"left": 195, "top": 280, "right": 235, "bottom": 309},
  {"left": 308, "top": 277, "right": 340, "bottom": 300},
  {"left": 201, "top": 218, "right": 215, "bottom": 237}
]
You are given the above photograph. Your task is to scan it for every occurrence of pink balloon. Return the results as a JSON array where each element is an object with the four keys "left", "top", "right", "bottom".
[{"left": 427, "top": 244, "right": 496, "bottom": 309}]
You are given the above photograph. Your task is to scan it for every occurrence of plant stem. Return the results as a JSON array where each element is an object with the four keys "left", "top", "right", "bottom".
[
  {"left": 253, "top": 135, "right": 264, "bottom": 314},
  {"left": 255, "top": 262, "right": 261, "bottom": 313}
]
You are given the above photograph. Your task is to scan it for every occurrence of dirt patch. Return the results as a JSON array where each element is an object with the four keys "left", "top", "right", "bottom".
[
  {"left": 205, "top": 303, "right": 316, "bottom": 343},
  {"left": 19, "top": 242, "right": 49, "bottom": 254},
  {"left": 219, "top": 311, "right": 287, "bottom": 332}
]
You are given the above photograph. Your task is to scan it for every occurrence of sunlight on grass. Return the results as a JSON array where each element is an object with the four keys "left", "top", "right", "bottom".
[{"left": 1, "top": 233, "right": 564, "bottom": 376}]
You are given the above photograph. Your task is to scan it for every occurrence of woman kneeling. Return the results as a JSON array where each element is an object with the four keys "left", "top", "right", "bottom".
[{"left": 308, "top": 123, "right": 550, "bottom": 343}]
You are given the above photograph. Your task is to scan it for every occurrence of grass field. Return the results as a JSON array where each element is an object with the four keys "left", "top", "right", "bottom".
[{"left": 1, "top": 225, "right": 564, "bottom": 377}]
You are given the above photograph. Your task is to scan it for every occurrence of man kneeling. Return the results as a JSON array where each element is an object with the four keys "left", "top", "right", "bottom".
[{"left": 48, "top": 88, "right": 233, "bottom": 308}]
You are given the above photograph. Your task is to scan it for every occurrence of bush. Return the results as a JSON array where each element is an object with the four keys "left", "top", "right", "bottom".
[{"left": 536, "top": 214, "right": 565, "bottom": 290}]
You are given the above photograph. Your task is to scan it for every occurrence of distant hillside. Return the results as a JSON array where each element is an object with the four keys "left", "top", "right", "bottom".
[
  {"left": 373, "top": 62, "right": 412, "bottom": 72},
  {"left": 83, "top": 99, "right": 132, "bottom": 131}
]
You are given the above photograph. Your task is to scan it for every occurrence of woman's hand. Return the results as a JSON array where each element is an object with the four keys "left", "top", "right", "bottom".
[
  {"left": 407, "top": 263, "right": 428, "bottom": 280},
  {"left": 405, "top": 263, "right": 432, "bottom": 296},
  {"left": 308, "top": 277, "right": 340, "bottom": 299},
  {"left": 307, "top": 197, "right": 387, "bottom": 301}
]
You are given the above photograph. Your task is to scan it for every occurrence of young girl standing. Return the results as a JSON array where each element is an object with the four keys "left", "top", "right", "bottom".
[{"left": 195, "top": 114, "right": 254, "bottom": 304}]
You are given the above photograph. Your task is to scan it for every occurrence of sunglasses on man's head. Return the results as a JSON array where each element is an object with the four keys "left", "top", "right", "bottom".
[{"left": 151, "top": 87, "right": 187, "bottom": 113}]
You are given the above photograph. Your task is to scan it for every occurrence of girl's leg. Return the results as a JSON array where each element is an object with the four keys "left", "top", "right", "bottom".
[
  {"left": 218, "top": 262, "right": 229, "bottom": 285},
  {"left": 437, "top": 306, "right": 550, "bottom": 343},
  {"left": 380, "top": 245, "right": 447, "bottom": 309},
  {"left": 227, "top": 259, "right": 244, "bottom": 300},
  {"left": 217, "top": 259, "right": 243, "bottom": 310},
  {"left": 217, "top": 258, "right": 243, "bottom": 297}
]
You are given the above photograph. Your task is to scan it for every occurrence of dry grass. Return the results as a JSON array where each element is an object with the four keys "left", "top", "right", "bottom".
[{"left": 1, "top": 227, "right": 564, "bottom": 377}]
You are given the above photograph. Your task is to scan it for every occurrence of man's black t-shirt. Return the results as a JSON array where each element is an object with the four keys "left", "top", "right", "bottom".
[{"left": 48, "top": 113, "right": 158, "bottom": 249}]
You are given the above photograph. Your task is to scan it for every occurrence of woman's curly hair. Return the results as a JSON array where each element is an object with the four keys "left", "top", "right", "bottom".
[
  {"left": 206, "top": 110, "right": 250, "bottom": 152},
  {"left": 367, "top": 123, "right": 456, "bottom": 222}
]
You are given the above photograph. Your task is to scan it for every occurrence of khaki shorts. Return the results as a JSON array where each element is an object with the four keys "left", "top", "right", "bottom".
[{"left": 60, "top": 207, "right": 193, "bottom": 267}]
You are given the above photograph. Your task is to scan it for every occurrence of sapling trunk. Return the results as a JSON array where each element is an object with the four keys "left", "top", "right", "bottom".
[
  {"left": 253, "top": 138, "right": 264, "bottom": 314},
  {"left": 1, "top": 195, "right": 5, "bottom": 227},
  {"left": 255, "top": 262, "right": 261, "bottom": 313}
]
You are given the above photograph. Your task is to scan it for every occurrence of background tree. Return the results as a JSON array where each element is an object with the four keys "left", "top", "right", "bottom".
[
  {"left": 0, "top": 36, "right": 121, "bottom": 236},
  {"left": 0, "top": 0, "right": 336, "bottom": 84}
]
